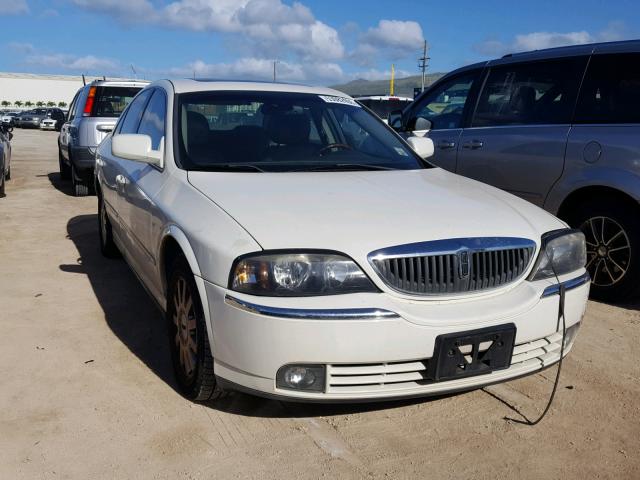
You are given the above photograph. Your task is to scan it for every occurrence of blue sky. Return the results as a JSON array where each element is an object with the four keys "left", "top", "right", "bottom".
[{"left": 0, "top": 0, "right": 638, "bottom": 84}]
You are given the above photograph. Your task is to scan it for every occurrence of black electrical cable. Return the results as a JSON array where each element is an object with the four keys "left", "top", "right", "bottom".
[{"left": 507, "top": 255, "right": 568, "bottom": 426}]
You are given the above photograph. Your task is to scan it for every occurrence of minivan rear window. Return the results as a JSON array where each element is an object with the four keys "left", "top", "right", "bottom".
[{"left": 91, "top": 86, "right": 143, "bottom": 117}]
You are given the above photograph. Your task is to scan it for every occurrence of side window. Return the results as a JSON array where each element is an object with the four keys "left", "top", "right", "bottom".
[
  {"left": 472, "top": 57, "right": 587, "bottom": 127},
  {"left": 411, "top": 71, "right": 480, "bottom": 130},
  {"left": 118, "top": 89, "right": 153, "bottom": 134},
  {"left": 574, "top": 53, "right": 640, "bottom": 124},
  {"left": 137, "top": 90, "right": 167, "bottom": 150},
  {"left": 67, "top": 91, "right": 80, "bottom": 121}
]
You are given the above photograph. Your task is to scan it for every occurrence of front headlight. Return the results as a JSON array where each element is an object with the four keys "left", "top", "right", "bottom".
[
  {"left": 230, "top": 252, "right": 378, "bottom": 296},
  {"left": 528, "top": 229, "right": 587, "bottom": 281}
]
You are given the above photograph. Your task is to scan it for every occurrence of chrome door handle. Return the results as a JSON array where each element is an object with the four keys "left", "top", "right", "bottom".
[
  {"left": 463, "top": 140, "right": 484, "bottom": 149},
  {"left": 115, "top": 174, "right": 127, "bottom": 186},
  {"left": 437, "top": 140, "right": 456, "bottom": 150}
]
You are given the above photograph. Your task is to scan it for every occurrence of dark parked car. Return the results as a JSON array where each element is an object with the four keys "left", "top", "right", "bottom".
[
  {"left": 392, "top": 39, "right": 640, "bottom": 302},
  {"left": 0, "top": 124, "right": 13, "bottom": 196},
  {"left": 40, "top": 108, "right": 66, "bottom": 131},
  {"left": 16, "top": 108, "right": 48, "bottom": 128}
]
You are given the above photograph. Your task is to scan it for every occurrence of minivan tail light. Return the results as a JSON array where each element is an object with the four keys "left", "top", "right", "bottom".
[{"left": 83, "top": 86, "right": 96, "bottom": 117}]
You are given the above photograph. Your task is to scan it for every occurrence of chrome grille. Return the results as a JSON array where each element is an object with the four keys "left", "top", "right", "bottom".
[{"left": 368, "top": 237, "right": 536, "bottom": 296}]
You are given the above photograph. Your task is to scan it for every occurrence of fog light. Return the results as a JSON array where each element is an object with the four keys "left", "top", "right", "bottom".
[
  {"left": 276, "top": 364, "right": 325, "bottom": 392},
  {"left": 563, "top": 322, "right": 581, "bottom": 349}
]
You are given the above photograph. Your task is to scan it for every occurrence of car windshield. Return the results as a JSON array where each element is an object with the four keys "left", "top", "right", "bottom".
[
  {"left": 358, "top": 98, "right": 413, "bottom": 119},
  {"left": 176, "top": 91, "right": 426, "bottom": 172},
  {"left": 92, "top": 86, "right": 143, "bottom": 117}
]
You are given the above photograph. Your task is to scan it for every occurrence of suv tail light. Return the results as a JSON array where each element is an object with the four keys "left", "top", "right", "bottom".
[{"left": 83, "top": 86, "right": 96, "bottom": 117}]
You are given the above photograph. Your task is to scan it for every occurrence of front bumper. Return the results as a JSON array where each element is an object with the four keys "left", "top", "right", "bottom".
[{"left": 204, "top": 272, "right": 589, "bottom": 402}]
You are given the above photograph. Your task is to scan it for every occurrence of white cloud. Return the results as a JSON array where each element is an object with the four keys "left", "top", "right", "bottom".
[
  {"left": 25, "top": 53, "right": 121, "bottom": 73},
  {"left": 0, "top": 0, "right": 29, "bottom": 15},
  {"left": 8, "top": 42, "right": 35, "bottom": 54},
  {"left": 474, "top": 22, "right": 629, "bottom": 56},
  {"left": 351, "top": 19, "right": 424, "bottom": 67},
  {"left": 71, "top": 0, "right": 345, "bottom": 61},
  {"left": 168, "top": 57, "right": 343, "bottom": 83}
]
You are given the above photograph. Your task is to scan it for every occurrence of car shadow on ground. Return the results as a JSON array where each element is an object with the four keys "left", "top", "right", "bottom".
[
  {"left": 44, "top": 172, "right": 76, "bottom": 197},
  {"left": 61, "top": 214, "right": 446, "bottom": 419}
]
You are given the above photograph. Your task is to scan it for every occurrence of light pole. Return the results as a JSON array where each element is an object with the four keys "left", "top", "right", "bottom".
[{"left": 418, "top": 40, "right": 430, "bottom": 92}]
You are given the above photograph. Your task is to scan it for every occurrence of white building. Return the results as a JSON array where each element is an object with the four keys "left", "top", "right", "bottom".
[{"left": 0, "top": 72, "right": 131, "bottom": 108}]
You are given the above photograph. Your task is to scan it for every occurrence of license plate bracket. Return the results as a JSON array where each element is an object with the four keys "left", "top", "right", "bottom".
[{"left": 430, "top": 324, "right": 516, "bottom": 382}]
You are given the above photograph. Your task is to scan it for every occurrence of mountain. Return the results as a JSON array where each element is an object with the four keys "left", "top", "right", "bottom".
[{"left": 331, "top": 73, "right": 445, "bottom": 98}]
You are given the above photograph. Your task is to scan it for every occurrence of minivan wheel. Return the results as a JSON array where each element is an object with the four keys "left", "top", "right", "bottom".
[
  {"left": 567, "top": 197, "right": 640, "bottom": 303},
  {"left": 5, "top": 167, "right": 10, "bottom": 181},
  {"left": 98, "top": 194, "right": 119, "bottom": 258},
  {"left": 167, "top": 255, "right": 223, "bottom": 401},
  {"left": 71, "top": 165, "right": 89, "bottom": 197},
  {"left": 59, "top": 149, "right": 70, "bottom": 180}
]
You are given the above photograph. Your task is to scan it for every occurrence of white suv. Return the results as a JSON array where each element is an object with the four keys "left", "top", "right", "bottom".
[{"left": 95, "top": 80, "right": 589, "bottom": 402}]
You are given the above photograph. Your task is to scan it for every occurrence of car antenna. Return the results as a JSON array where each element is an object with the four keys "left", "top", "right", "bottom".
[{"left": 82, "top": 74, "right": 86, "bottom": 86}]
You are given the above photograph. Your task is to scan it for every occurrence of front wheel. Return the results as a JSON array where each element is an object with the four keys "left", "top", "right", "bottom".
[
  {"left": 567, "top": 197, "right": 640, "bottom": 302},
  {"left": 167, "top": 255, "right": 224, "bottom": 401},
  {"left": 98, "top": 194, "right": 120, "bottom": 258}
]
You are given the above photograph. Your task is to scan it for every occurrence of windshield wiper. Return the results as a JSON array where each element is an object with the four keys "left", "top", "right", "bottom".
[
  {"left": 294, "top": 163, "right": 395, "bottom": 172},
  {"left": 197, "top": 164, "right": 265, "bottom": 172}
]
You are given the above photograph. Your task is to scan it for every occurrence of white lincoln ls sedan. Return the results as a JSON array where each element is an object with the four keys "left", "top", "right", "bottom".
[{"left": 95, "top": 79, "right": 590, "bottom": 402}]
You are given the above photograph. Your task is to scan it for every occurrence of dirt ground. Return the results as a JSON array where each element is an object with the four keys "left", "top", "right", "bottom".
[{"left": 0, "top": 128, "right": 639, "bottom": 479}]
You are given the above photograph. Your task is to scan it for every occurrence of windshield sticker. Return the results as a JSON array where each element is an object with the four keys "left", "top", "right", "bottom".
[
  {"left": 394, "top": 147, "right": 409, "bottom": 156},
  {"left": 318, "top": 95, "right": 360, "bottom": 107}
]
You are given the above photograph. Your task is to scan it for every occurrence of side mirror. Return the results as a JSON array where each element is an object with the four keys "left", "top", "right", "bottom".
[
  {"left": 407, "top": 136, "right": 434, "bottom": 159},
  {"left": 112, "top": 134, "right": 164, "bottom": 167},
  {"left": 387, "top": 110, "right": 403, "bottom": 130},
  {"left": 414, "top": 117, "right": 432, "bottom": 132}
]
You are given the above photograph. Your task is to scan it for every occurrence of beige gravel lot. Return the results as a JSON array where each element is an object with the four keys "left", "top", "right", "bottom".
[{"left": 0, "top": 128, "right": 639, "bottom": 479}]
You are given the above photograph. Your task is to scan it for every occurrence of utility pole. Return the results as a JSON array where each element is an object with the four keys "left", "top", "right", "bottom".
[
  {"left": 418, "top": 40, "right": 430, "bottom": 92},
  {"left": 273, "top": 60, "right": 278, "bottom": 83}
]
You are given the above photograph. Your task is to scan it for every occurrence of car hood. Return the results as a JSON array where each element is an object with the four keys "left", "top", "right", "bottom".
[{"left": 187, "top": 168, "right": 563, "bottom": 256}]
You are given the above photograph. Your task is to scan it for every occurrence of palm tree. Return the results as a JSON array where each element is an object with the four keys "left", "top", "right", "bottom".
[
  {"left": 1, "top": 101, "right": 9, "bottom": 108},
  {"left": 47, "top": 101, "right": 56, "bottom": 107},
  {"left": 25, "top": 101, "right": 33, "bottom": 107},
  {"left": 36, "top": 101, "right": 44, "bottom": 107},
  {"left": 58, "top": 101, "right": 67, "bottom": 108},
  {"left": 14, "top": 101, "right": 23, "bottom": 108}
]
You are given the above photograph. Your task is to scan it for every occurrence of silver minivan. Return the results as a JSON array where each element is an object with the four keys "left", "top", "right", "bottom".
[
  {"left": 392, "top": 40, "right": 640, "bottom": 302},
  {"left": 58, "top": 79, "right": 149, "bottom": 196}
]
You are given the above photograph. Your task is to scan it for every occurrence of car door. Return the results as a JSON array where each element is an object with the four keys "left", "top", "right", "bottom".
[
  {"left": 101, "top": 88, "right": 154, "bottom": 257},
  {"left": 564, "top": 51, "right": 640, "bottom": 291},
  {"left": 456, "top": 56, "right": 588, "bottom": 207},
  {"left": 60, "top": 91, "right": 81, "bottom": 159},
  {"left": 117, "top": 88, "right": 168, "bottom": 298},
  {"left": 403, "top": 69, "right": 483, "bottom": 172}
]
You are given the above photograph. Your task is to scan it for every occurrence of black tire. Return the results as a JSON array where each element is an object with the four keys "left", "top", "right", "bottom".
[
  {"left": 0, "top": 170, "right": 5, "bottom": 196},
  {"left": 59, "top": 149, "right": 70, "bottom": 180},
  {"left": 167, "top": 255, "right": 224, "bottom": 401},
  {"left": 566, "top": 196, "right": 640, "bottom": 303},
  {"left": 98, "top": 193, "right": 120, "bottom": 258},
  {"left": 5, "top": 166, "right": 9, "bottom": 181},
  {"left": 71, "top": 164, "right": 89, "bottom": 197}
]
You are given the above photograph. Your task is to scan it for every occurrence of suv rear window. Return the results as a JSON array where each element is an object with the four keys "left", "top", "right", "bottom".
[{"left": 91, "top": 86, "right": 143, "bottom": 117}]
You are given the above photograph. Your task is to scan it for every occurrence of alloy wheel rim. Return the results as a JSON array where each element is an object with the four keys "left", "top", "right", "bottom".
[
  {"left": 580, "top": 216, "right": 631, "bottom": 287},
  {"left": 173, "top": 277, "right": 197, "bottom": 380}
]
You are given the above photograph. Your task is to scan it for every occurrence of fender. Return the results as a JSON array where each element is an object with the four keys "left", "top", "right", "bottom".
[
  {"left": 159, "top": 224, "right": 216, "bottom": 348},
  {"left": 545, "top": 166, "right": 640, "bottom": 215}
]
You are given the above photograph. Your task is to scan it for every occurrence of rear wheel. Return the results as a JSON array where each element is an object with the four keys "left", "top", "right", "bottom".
[
  {"left": 566, "top": 196, "right": 640, "bottom": 302},
  {"left": 71, "top": 164, "right": 89, "bottom": 197},
  {"left": 0, "top": 169, "right": 5, "bottom": 196},
  {"left": 167, "top": 255, "right": 223, "bottom": 401},
  {"left": 59, "top": 149, "right": 70, "bottom": 180},
  {"left": 5, "top": 166, "right": 9, "bottom": 180}
]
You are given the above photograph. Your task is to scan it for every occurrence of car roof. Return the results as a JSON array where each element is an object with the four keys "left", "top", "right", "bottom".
[
  {"left": 164, "top": 79, "right": 350, "bottom": 97},
  {"left": 88, "top": 79, "right": 150, "bottom": 88}
]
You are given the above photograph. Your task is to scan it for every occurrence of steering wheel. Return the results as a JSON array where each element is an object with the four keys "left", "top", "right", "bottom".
[{"left": 319, "top": 143, "right": 352, "bottom": 155}]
